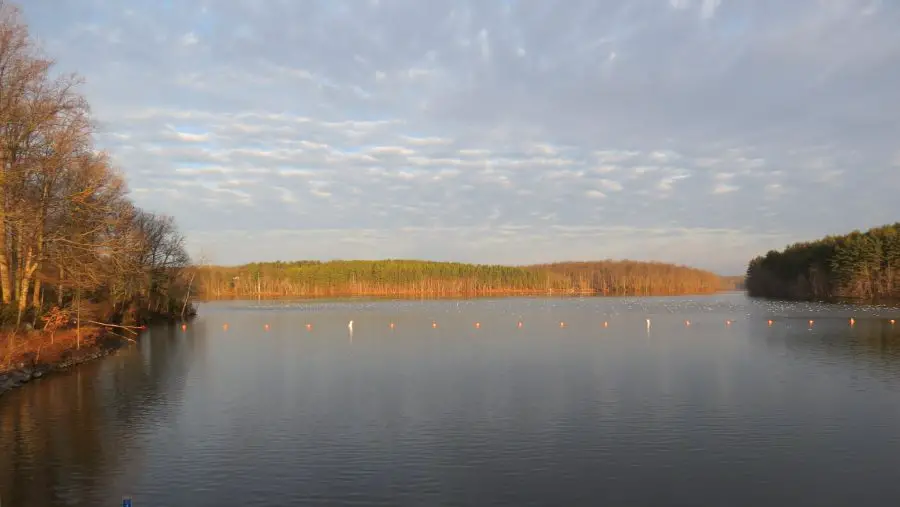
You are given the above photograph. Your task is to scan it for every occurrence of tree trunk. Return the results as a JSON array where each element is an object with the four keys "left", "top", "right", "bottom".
[
  {"left": 76, "top": 288, "right": 81, "bottom": 350},
  {"left": 15, "top": 274, "right": 28, "bottom": 327},
  {"left": 32, "top": 283, "right": 42, "bottom": 329},
  {"left": 16, "top": 248, "right": 36, "bottom": 326},
  {"left": 0, "top": 155, "right": 9, "bottom": 305},
  {"left": 181, "top": 271, "right": 195, "bottom": 319},
  {"left": 0, "top": 215, "right": 10, "bottom": 304},
  {"left": 58, "top": 264, "right": 65, "bottom": 307},
  {"left": 24, "top": 184, "right": 48, "bottom": 313},
  {"left": 31, "top": 276, "right": 40, "bottom": 308}
]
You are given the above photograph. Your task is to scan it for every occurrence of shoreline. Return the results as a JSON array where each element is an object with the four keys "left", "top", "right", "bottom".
[{"left": 0, "top": 329, "right": 131, "bottom": 400}]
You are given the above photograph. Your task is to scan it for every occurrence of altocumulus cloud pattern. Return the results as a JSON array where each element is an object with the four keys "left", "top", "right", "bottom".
[{"left": 21, "top": 0, "right": 900, "bottom": 274}]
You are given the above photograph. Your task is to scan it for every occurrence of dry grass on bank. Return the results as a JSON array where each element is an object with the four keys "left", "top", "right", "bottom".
[{"left": 0, "top": 327, "right": 103, "bottom": 374}]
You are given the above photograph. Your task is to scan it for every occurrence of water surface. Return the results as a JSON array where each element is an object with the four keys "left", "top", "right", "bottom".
[{"left": 3, "top": 294, "right": 900, "bottom": 506}]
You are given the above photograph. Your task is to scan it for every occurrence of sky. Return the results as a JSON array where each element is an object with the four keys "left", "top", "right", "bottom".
[{"left": 20, "top": 0, "right": 900, "bottom": 274}]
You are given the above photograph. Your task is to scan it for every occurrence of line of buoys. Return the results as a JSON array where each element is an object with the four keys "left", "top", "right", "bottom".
[{"left": 208, "top": 316, "right": 900, "bottom": 333}]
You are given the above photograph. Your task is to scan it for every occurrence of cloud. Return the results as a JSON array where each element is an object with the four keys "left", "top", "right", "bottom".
[
  {"left": 170, "top": 129, "right": 209, "bottom": 142},
  {"left": 369, "top": 145, "right": 416, "bottom": 156},
  {"left": 22, "top": 0, "right": 900, "bottom": 274},
  {"left": 598, "top": 179, "right": 624, "bottom": 192},
  {"left": 180, "top": 32, "right": 198, "bottom": 46},
  {"left": 764, "top": 182, "right": 785, "bottom": 200},
  {"left": 657, "top": 173, "right": 691, "bottom": 194},
  {"left": 713, "top": 183, "right": 739, "bottom": 194},
  {"left": 700, "top": 0, "right": 722, "bottom": 20},
  {"left": 273, "top": 186, "right": 298, "bottom": 203},
  {"left": 401, "top": 135, "right": 453, "bottom": 146},
  {"left": 477, "top": 28, "right": 491, "bottom": 62}
]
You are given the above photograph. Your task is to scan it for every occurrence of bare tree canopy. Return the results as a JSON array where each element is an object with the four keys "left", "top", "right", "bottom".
[{"left": 0, "top": 0, "right": 194, "bottom": 330}]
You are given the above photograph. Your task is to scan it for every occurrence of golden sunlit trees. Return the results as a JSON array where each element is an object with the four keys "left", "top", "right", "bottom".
[
  {"left": 197, "top": 259, "right": 724, "bottom": 299},
  {"left": 0, "top": 0, "right": 194, "bottom": 329}
]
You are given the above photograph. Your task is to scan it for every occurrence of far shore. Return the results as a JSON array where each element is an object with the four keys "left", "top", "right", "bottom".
[{"left": 197, "top": 289, "right": 743, "bottom": 303}]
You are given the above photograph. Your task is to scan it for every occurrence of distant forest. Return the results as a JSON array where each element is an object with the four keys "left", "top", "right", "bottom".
[
  {"left": 719, "top": 276, "right": 746, "bottom": 291},
  {"left": 746, "top": 223, "right": 900, "bottom": 301},
  {"left": 197, "top": 260, "right": 726, "bottom": 299}
]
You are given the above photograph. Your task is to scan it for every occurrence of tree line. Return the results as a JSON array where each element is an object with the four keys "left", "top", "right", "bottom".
[
  {"left": 198, "top": 259, "right": 724, "bottom": 298},
  {"left": 746, "top": 222, "right": 900, "bottom": 302},
  {"left": 719, "top": 276, "right": 746, "bottom": 291},
  {"left": 0, "top": 1, "right": 194, "bottom": 330}
]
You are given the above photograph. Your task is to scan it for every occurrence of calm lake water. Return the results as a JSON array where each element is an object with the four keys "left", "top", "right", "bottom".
[{"left": 3, "top": 294, "right": 900, "bottom": 506}]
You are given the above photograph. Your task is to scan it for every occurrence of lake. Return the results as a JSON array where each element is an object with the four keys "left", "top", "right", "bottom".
[{"left": 3, "top": 294, "right": 900, "bottom": 506}]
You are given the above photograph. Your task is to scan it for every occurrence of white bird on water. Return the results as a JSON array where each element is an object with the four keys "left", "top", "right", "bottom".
[
  {"left": 646, "top": 318, "right": 651, "bottom": 330},
  {"left": 348, "top": 320, "right": 354, "bottom": 331}
]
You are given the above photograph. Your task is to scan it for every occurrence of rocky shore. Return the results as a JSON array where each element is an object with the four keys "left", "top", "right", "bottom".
[{"left": 0, "top": 331, "right": 129, "bottom": 399}]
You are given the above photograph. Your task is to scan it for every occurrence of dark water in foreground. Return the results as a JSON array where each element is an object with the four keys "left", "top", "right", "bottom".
[{"left": 3, "top": 294, "right": 900, "bottom": 506}]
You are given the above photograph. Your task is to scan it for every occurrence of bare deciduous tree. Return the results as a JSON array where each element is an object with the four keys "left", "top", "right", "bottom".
[{"left": 0, "top": 1, "right": 195, "bottom": 331}]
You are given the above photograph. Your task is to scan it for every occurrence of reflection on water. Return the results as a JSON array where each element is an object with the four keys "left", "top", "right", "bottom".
[
  {"left": 0, "top": 325, "right": 198, "bottom": 506},
  {"left": 2, "top": 294, "right": 900, "bottom": 506}
]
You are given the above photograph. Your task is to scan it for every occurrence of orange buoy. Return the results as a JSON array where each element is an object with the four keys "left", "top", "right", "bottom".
[
  {"left": 808, "top": 319, "right": 814, "bottom": 327},
  {"left": 264, "top": 324, "right": 270, "bottom": 331},
  {"left": 389, "top": 322, "right": 395, "bottom": 329},
  {"left": 603, "top": 321, "right": 608, "bottom": 328},
  {"left": 726, "top": 320, "right": 732, "bottom": 326},
  {"left": 559, "top": 321, "right": 566, "bottom": 328},
  {"left": 891, "top": 319, "right": 896, "bottom": 326},
  {"left": 685, "top": 320, "right": 691, "bottom": 327},
  {"left": 181, "top": 324, "right": 187, "bottom": 331},
  {"left": 223, "top": 323, "right": 229, "bottom": 331},
  {"left": 767, "top": 319, "right": 773, "bottom": 326},
  {"left": 517, "top": 321, "right": 523, "bottom": 328},
  {"left": 849, "top": 318, "right": 855, "bottom": 326},
  {"left": 475, "top": 322, "right": 481, "bottom": 329},
  {"left": 432, "top": 321, "right": 437, "bottom": 328},
  {"left": 306, "top": 323, "right": 312, "bottom": 331}
]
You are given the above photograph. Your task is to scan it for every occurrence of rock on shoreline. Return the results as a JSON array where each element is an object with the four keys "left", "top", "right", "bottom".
[{"left": 0, "top": 333, "right": 129, "bottom": 399}]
